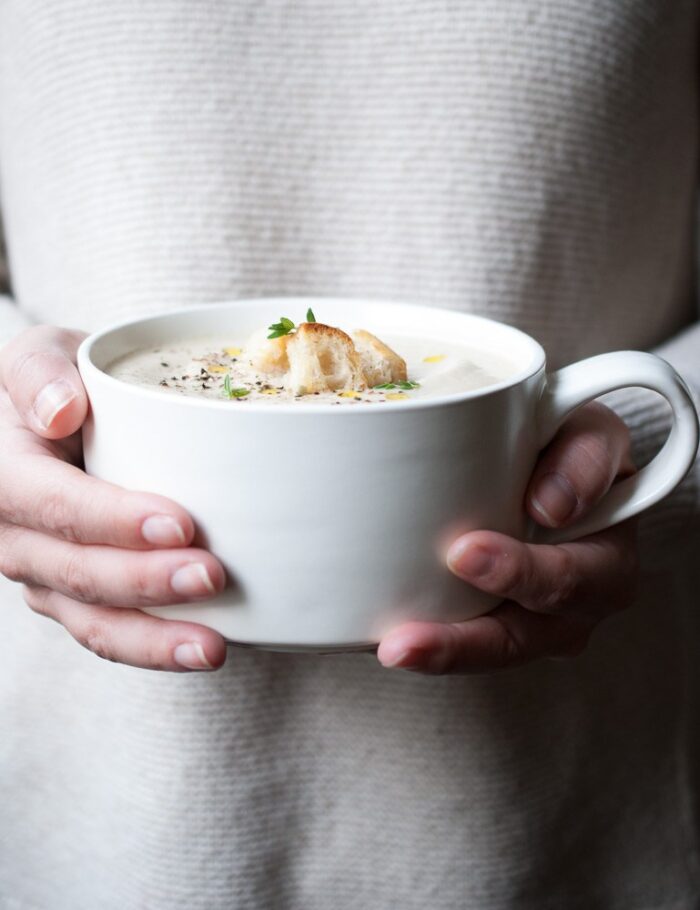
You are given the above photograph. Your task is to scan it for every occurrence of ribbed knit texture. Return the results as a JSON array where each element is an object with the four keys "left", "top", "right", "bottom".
[{"left": 0, "top": 2, "right": 699, "bottom": 908}]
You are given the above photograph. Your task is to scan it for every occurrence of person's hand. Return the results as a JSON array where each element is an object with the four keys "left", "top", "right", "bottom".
[
  {"left": 377, "top": 402, "right": 638, "bottom": 674},
  {"left": 0, "top": 326, "right": 228, "bottom": 672}
]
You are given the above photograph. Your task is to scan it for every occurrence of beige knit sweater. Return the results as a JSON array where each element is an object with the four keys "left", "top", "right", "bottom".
[{"left": 1, "top": 2, "right": 699, "bottom": 908}]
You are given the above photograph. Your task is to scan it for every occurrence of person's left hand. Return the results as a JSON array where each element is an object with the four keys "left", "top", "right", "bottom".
[{"left": 377, "top": 402, "right": 639, "bottom": 674}]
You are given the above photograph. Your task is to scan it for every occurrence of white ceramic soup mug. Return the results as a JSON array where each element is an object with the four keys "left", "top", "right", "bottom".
[{"left": 78, "top": 298, "right": 699, "bottom": 651}]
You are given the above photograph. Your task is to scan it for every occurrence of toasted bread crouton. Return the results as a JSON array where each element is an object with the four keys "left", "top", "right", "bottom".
[
  {"left": 245, "top": 328, "right": 290, "bottom": 375},
  {"left": 286, "top": 322, "right": 367, "bottom": 395},
  {"left": 352, "top": 329, "right": 407, "bottom": 387}
]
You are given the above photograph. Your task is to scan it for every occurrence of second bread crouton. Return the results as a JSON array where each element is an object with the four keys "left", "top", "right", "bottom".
[{"left": 352, "top": 329, "right": 407, "bottom": 387}]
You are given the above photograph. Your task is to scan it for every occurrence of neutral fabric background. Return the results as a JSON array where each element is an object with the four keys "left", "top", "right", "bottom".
[{"left": 1, "top": 1, "right": 699, "bottom": 908}]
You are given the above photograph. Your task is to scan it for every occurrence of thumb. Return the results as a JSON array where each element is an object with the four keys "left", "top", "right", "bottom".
[{"left": 0, "top": 325, "right": 89, "bottom": 438}]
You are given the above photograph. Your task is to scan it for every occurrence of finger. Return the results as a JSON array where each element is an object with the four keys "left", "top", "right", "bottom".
[
  {"left": 0, "top": 452, "right": 196, "bottom": 549},
  {"left": 445, "top": 525, "right": 637, "bottom": 617},
  {"left": 0, "top": 325, "right": 88, "bottom": 438},
  {"left": 526, "top": 402, "right": 635, "bottom": 528},
  {"left": 1, "top": 525, "right": 226, "bottom": 606},
  {"left": 22, "top": 585, "right": 227, "bottom": 672},
  {"left": 377, "top": 602, "right": 593, "bottom": 674}
]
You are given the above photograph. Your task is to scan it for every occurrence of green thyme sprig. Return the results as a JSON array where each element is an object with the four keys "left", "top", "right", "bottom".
[
  {"left": 374, "top": 380, "right": 421, "bottom": 391},
  {"left": 267, "top": 308, "right": 317, "bottom": 339},
  {"left": 267, "top": 317, "right": 296, "bottom": 339},
  {"left": 223, "top": 374, "right": 250, "bottom": 398}
]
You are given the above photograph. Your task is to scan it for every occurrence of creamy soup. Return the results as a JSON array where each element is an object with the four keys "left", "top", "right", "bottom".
[{"left": 106, "top": 334, "right": 518, "bottom": 404}]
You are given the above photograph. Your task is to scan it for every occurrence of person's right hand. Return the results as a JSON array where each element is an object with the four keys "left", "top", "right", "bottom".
[{"left": 0, "top": 325, "right": 228, "bottom": 672}]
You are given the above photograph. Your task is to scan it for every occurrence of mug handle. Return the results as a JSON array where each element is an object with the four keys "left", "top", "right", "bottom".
[{"left": 532, "top": 351, "right": 699, "bottom": 544}]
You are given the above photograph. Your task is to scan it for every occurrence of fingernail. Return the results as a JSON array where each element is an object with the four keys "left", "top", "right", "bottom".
[
  {"left": 173, "top": 642, "right": 214, "bottom": 670},
  {"left": 380, "top": 648, "right": 414, "bottom": 669},
  {"left": 447, "top": 542, "right": 495, "bottom": 579},
  {"left": 33, "top": 379, "right": 77, "bottom": 429},
  {"left": 141, "top": 515, "right": 186, "bottom": 546},
  {"left": 170, "top": 563, "right": 217, "bottom": 598},
  {"left": 381, "top": 647, "right": 445, "bottom": 673},
  {"left": 379, "top": 645, "right": 436, "bottom": 672},
  {"left": 530, "top": 472, "right": 578, "bottom": 526}
]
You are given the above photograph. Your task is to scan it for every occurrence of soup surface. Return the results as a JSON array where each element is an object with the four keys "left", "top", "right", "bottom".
[{"left": 106, "top": 334, "right": 518, "bottom": 404}]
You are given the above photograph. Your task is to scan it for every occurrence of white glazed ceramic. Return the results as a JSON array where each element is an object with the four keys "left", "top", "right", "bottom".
[{"left": 78, "top": 299, "right": 699, "bottom": 651}]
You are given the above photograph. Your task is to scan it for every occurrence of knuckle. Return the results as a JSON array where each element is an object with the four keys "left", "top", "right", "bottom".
[
  {"left": 0, "top": 542, "right": 28, "bottom": 584},
  {"left": 8, "top": 349, "right": 49, "bottom": 388},
  {"left": 498, "top": 548, "right": 530, "bottom": 596},
  {"left": 142, "top": 641, "right": 171, "bottom": 671},
  {"left": 80, "top": 619, "right": 119, "bottom": 663},
  {"left": 540, "top": 549, "right": 579, "bottom": 611},
  {"left": 128, "top": 560, "right": 161, "bottom": 605},
  {"left": 0, "top": 555, "right": 20, "bottom": 582},
  {"left": 499, "top": 627, "right": 524, "bottom": 667},
  {"left": 38, "top": 487, "right": 83, "bottom": 542},
  {"left": 0, "top": 326, "right": 50, "bottom": 378},
  {"left": 59, "top": 550, "right": 98, "bottom": 603},
  {"left": 21, "top": 584, "right": 51, "bottom": 615},
  {"left": 486, "top": 610, "right": 527, "bottom": 668},
  {"left": 567, "top": 435, "right": 613, "bottom": 496},
  {"left": 432, "top": 633, "right": 458, "bottom": 676}
]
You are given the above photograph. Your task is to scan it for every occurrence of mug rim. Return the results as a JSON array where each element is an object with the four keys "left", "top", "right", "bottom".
[{"left": 77, "top": 297, "right": 547, "bottom": 414}]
